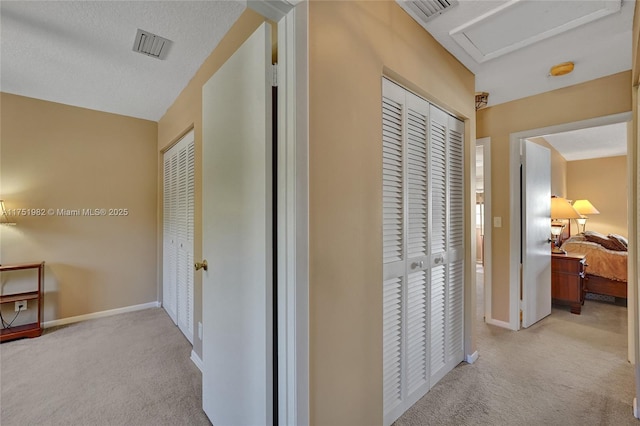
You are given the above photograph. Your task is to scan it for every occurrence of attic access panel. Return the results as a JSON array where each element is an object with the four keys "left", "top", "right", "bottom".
[{"left": 450, "top": 0, "right": 621, "bottom": 63}]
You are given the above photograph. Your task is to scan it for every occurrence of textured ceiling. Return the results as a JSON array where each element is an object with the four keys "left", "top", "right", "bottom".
[
  {"left": 0, "top": 1, "right": 246, "bottom": 121},
  {"left": 542, "top": 122, "right": 628, "bottom": 162}
]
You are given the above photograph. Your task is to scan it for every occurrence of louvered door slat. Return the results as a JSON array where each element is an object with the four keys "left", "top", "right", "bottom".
[
  {"left": 406, "top": 271, "right": 428, "bottom": 393},
  {"left": 430, "top": 111, "right": 447, "bottom": 254},
  {"left": 448, "top": 120, "right": 464, "bottom": 249},
  {"left": 383, "top": 277, "right": 403, "bottom": 412},
  {"left": 383, "top": 96, "right": 404, "bottom": 264},
  {"left": 447, "top": 260, "right": 464, "bottom": 358},
  {"left": 170, "top": 154, "right": 178, "bottom": 237},
  {"left": 430, "top": 264, "right": 446, "bottom": 375},
  {"left": 406, "top": 108, "right": 428, "bottom": 259}
]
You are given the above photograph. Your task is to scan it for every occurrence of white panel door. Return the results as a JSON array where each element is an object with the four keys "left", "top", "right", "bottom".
[
  {"left": 201, "top": 23, "right": 273, "bottom": 425},
  {"left": 522, "top": 140, "right": 552, "bottom": 328}
]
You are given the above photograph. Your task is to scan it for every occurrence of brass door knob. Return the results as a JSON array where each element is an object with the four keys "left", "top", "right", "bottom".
[{"left": 195, "top": 260, "right": 208, "bottom": 271}]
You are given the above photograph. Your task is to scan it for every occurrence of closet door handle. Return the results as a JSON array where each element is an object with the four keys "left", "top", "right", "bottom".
[
  {"left": 195, "top": 260, "right": 208, "bottom": 271},
  {"left": 410, "top": 261, "right": 424, "bottom": 270}
]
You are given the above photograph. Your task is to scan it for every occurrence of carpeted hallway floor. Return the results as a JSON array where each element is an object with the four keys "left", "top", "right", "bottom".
[
  {"left": 0, "top": 308, "right": 211, "bottom": 426},
  {"left": 394, "top": 266, "right": 636, "bottom": 425},
  {"left": 0, "top": 266, "right": 635, "bottom": 425}
]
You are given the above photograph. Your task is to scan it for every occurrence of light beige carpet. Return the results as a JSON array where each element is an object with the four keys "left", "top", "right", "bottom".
[
  {"left": 395, "top": 267, "right": 636, "bottom": 425},
  {"left": 0, "top": 308, "right": 211, "bottom": 426},
  {"left": 1, "top": 273, "right": 635, "bottom": 426}
]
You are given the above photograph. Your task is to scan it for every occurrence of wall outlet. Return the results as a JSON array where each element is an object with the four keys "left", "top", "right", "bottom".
[
  {"left": 198, "top": 322, "right": 203, "bottom": 340},
  {"left": 15, "top": 300, "right": 27, "bottom": 312}
]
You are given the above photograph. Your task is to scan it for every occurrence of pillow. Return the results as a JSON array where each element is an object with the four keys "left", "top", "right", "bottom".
[
  {"left": 608, "top": 233, "right": 628, "bottom": 250},
  {"left": 584, "top": 231, "right": 626, "bottom": 252}
]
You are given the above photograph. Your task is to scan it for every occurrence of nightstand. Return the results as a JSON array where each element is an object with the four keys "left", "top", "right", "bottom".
[{"left": 551, "top": 253, "right": 586, "bottom": 314}]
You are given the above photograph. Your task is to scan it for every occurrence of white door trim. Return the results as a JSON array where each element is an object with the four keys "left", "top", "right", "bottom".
[
  {"left": 631, "top": 86, "right": 639, "bottom": 418},
  {"left": 508, "top": 111, "right": 632, "bottom": 331},
  {"left": 248, "top": 1, "right": 310, "bottom": 425},
  {"left": 275, "top": 3, "right": 309, "bottom": 425},
  {"left": 476, "top": 138, "right": 495, "bottom": 327}
]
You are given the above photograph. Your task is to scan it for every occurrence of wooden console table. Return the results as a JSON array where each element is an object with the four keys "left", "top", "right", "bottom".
[
  {"left": 0, "top": 262, "right": 45, "bottom": 342},
  {"left": 551, "top": 253, "right": 586, "bottom": 314}
]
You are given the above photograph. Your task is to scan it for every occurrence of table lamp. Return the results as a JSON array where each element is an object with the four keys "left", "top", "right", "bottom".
[
  {"left": 571, "top": 199, "right": 599, "bottom": 234},
  {"left": 550, "top": 196, "right": 582, "bottom": 254}
]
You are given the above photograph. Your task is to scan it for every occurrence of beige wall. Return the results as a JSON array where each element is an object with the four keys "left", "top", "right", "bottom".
[
  {"left": 567, "top": 155, "right": 628, "bottom": 237},
  {"left": 309, "top": 2, "right": 475, "bottom": 424},
  {"left": 157, "top": 9, "right": 266, "bottom": 360},
  {"left": 0, "top": 93, "right": 158, "bottom": 322},
  {"left": 477, "top": 71, "right": 632, "bottom": 322}
]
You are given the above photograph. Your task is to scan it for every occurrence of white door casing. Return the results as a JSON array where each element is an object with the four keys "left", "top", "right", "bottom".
[
  {"left": 475, "top": 138, "right": 494, "bottom": 326},
  {"left": 521, "top": 140, "right": 551, "bottom": 328},
  {"left": 201, "top": 22, "right": 273, "bottom": 425}
]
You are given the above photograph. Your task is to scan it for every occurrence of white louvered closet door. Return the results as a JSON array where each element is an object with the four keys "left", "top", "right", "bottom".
[
  {"left": 163, "top": 130, "right": 195, "bottom": 343},
  {"left": 382, "top": 79, "right": 465, "bottom": 426},
  {"left": 163, "top": 151, "right": 178, "bottom": 324},
  {"left": 428, "top": 106, "right": 465, "bottom": 386}
]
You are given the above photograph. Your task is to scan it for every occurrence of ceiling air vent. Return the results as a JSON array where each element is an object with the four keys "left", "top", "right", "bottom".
[
  {"left": 397, "top": 0, "right": 459, "bottom": 24},
  {"left": 132, "top": 29, "right": 172, "bottom": 60}
]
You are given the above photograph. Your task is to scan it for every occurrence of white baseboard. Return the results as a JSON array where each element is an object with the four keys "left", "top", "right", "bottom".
[
  {"left": 485, "top": 317, "right": 514, "bottom": 330},
  {"left": 43, "top": 301, "right": 161, "bottom": 328},
  {"left": 191, "top": 350, "right": 204, "bottom": 372},
  {"left": 465, "top": 351, "right": 479, "bottom": 364},
  {"left": 634, "top": 398, "right": 638, "bottom": 419}
]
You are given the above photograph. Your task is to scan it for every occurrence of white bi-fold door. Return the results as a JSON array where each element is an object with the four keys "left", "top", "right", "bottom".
[
  {"left": 162, "top": 129, "right": 195, "bottom": 343},
  {"left": 382, "top": 78, "right": 465, "bottom": 426}
]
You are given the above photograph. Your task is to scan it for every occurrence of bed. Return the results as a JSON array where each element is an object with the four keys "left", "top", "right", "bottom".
[{"left": 560, "top": 232, "right": 628, "bottom": 300}]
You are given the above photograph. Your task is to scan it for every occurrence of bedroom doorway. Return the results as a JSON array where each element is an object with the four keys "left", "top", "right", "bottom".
[{"left": 508, "top": 111, "right": 633, "bottom": 359}]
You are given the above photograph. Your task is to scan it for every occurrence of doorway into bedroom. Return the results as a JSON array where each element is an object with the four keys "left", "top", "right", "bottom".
[{"left": 511, "top": 112, "right": 632, "bottom": 363}]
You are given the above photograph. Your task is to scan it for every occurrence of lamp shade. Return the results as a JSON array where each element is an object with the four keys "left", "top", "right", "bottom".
[
  {"left": 550, "top": 196, "right": 582, "bottom": 219},
  {"left": 0, "top": 200, "right": 17, "bottom": 225},
  {"left": 572, "top": 199, "right": 600, "bottom": 215}
]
